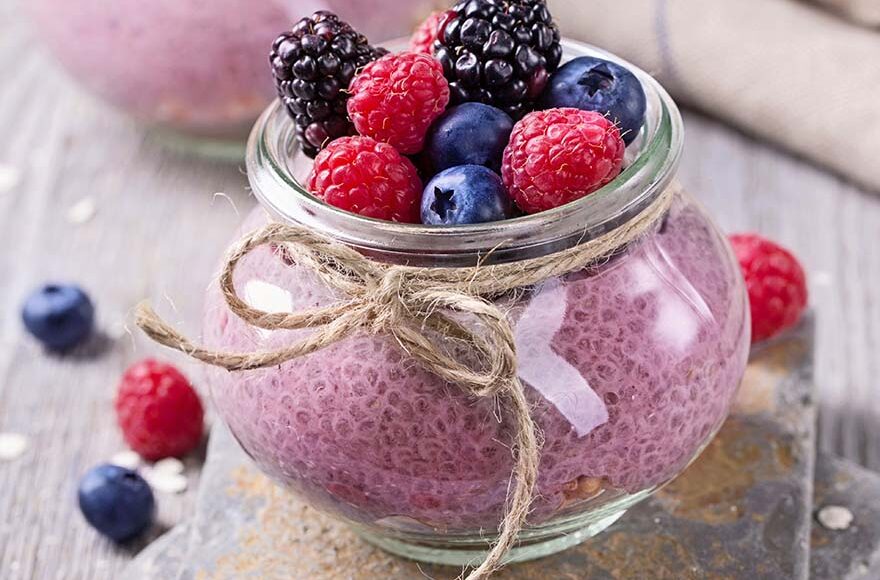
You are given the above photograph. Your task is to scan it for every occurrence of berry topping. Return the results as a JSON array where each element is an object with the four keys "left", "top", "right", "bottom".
[
  {"left": 115, "top": 359, "right": 205, "bottom": 461},
  {"left": 78, "top": 464, "right": 155, "bottom": 542},
  {"left": 21, "top": 283, "right": 94, "bottom": 351},
  {"left": 410, "top": 11, "right": 450, "bottom": 54},
  {"left": 729, "top": 234, "right": 808, "bottom": 343},
  {"left": 308, "top": 136, "right": 422, "bottom": 222},
  {"left": 541, "top": 56, "right": 647, "bottom": 145},
  {"left": 426, "top": 102, "right": 514, "bottom": 173},
  {"left": 434, "top": 0, "right": 562, "bottom": 119},
  {"left": 270, "top": 11, "right": 386, "bottom": 158},
  {"left": 348, "top": 52, "right": 450, "bottom": 154},
  {"left": 421, "top": 165, "right": 514, "bottom": 225},
  {"left": 501, "top": 108, "right": 625, "bottom": 214}
]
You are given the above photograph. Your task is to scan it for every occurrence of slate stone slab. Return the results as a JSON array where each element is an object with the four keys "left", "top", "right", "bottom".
[
  {"left": 127, "top": 319, "right": 820, "bottom": 579},
  {"left": 811, "top": 454, "right": 880, "bottom": 579}
]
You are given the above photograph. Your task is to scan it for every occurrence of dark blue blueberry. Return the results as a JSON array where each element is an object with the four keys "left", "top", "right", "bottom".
[
  {"left": 541, "top": 56, "right": 647, "bottom": 145},
  {"left": 426, "top": 103, "right": 514, "bottom": 174},
  {"left": 21, "top": 283, "right": 94, "bottom": 351},
  {"left": 421, "top": 165, "right": 514, "bottom": 225},
  {"left": 78, "top": 465, "right": 155, "bottom": 542}
]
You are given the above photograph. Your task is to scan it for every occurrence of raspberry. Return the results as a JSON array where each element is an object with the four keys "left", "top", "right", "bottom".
[
  {"left": 501, "top": 108, "right": 625, "bottom": 214},
  {"left": 308, "top": 136, "right": 422, "bottom": 223},
  {"left": 115, "top": 359, "right": 204, "bottom": 461},
  {"left": 729, "top": 234, "right": 808, "bottom": 343},
  {"left": 410, "top": 11, "right": 450, "bottom": 54},
  {"left": 347, "top": 52, "right": 450, "bottom": 154}
]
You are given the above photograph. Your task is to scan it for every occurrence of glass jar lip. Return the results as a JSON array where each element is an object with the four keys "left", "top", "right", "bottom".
[{"left": 246, "top": 38, "right": 684, "bottom": 265}]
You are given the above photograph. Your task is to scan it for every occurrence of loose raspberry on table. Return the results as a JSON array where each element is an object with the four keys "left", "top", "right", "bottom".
[
  {"left": 410, "top": 11, "right": 451, "bottom": 54},
  {"left": 347, "top": 52, "right": 450, "bottom": 154},
  {"left": 729, "top": 234, "right": 808, "bottom": 343},
  {"left": 308, "top": 136, "right": 422, "bottom": 223},
  {"left": 115, "top": 359, "right": 204, "bottom": 461},
  {"left": 501, "top": 108, "right": 625, "bottom": 214}
]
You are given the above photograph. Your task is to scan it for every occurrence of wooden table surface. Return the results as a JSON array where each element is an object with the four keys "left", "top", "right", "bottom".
[{"left": 1, "top": 1, "right": 878, "bottom": 578}]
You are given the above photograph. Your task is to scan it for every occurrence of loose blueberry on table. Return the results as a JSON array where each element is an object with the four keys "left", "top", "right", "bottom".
[
  {"left": 78, "top": 464, "right": 155, "bottom": 542},
  {"left": 21, "top": 283, "right": 94, "bottom": 351},
  {"left": 272, "top": 1, "right": 644, "bottom": 225}
]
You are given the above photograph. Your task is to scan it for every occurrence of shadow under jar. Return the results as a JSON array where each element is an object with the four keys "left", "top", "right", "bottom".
[{"left": 202, "top": 40, "right": 750, "bottom": 566}]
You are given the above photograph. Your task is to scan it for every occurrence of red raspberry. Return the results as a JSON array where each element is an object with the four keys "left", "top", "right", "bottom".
[
  {"left": 729, "top": 234, "right": 808, "bottom": 343},
  {"left": 347, "top": 52, "right": 450, "bottom": 154},
  {"left": 308, "top": 136, "right": 422, "bottom": 223},
  {"left": 501, "top": 108, "right": 625, "bottom": 214},
  {"left": 115, "top": 359, "right": 204, "bottom": 461},
  {"left": 409, "top": 11, "right": 451, "bottom": 54}
]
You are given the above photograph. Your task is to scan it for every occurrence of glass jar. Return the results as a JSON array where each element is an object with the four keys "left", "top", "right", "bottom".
[
  {"left": 26, "top": 0, "right": 439, "bottom": 157},
  {"left": 202, "top": 40, "right": 750, "bottom": 565}
]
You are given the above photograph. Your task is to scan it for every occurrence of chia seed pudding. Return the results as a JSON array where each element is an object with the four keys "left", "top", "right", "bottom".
[{"left": 203, "top": 194, "right": 749, "bottom": 531}]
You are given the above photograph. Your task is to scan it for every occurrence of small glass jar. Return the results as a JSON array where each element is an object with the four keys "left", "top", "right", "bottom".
[
  {"left": 202, "top": 40, "right": 750, "bottom": 565},
  {"left": 26, "top": 0, "right": 439, "bottom": 157}
]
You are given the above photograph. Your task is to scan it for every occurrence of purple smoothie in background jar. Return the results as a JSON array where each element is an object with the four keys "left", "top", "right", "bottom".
[
  {"left": 196, "top": 39, "right": 751, "bottom": 566},
  {"left": 25, "top": 0, "right": 438, "bottom": 151}
]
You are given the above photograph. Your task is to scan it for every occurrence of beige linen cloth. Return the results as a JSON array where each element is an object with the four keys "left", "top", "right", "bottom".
[
  {"left": 552, "top": 0, "right": 880, "bottom": 191},
  {"left": 812, "top": 0, "right": 880, "bottom": 27}
]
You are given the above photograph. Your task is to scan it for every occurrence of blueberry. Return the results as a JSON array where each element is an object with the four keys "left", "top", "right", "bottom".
[
  {"left": 78, "top": 465, "right": 155, "bottom": 542},
  {"left": 541, "top": 56, "right": 647, "bottom": 145},
  {"left": 21, "top": 283, "right": 94, "bottom": 351},
  {"left": 426, "top": 103, "right": 514, "bottom": 174},
  {"left": 421, "top": 165, "right": 514, "bottom": 225}
]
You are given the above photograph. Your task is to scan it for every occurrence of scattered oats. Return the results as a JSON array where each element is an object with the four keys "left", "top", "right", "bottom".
[
  {"left": 153, "top": 457, "right": 185, "bottom": 475},
  {"left": 106, "top": 318, "right": 129, "bottom": 341},
  {"left": 144, "top": 470, "right": 188, "bottom": 494},
  {"left": 0, "top": 433, "right": 28, "bottom": 461},
  {"left": 67, "top": 197, "right": 97, "bottom": 224},
  {"left": 0, "top": 164, "right": 20, "bottom": 195},
  {"left": 110, "top": 450, "right": 142, "bottom": 470},
  {"left": 817, "top": 505, "right": 853, "bottom": 530}
]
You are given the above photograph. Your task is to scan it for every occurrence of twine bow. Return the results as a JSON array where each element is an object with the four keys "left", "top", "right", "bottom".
[{"left": 135, "top": 183, "right": 678, "bottom": 579}]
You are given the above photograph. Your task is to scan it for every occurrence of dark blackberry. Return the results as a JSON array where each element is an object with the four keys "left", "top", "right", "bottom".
[
  {"left": 270, "top": 11, "right": 386, "bottom": 158},
  {"left": 433, "top": 0, "right": 562, "bottom": 119}
]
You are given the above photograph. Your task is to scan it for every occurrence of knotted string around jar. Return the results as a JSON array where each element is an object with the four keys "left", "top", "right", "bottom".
[{"left": 135, "top": 182, "right": 679, "bottom": 579}]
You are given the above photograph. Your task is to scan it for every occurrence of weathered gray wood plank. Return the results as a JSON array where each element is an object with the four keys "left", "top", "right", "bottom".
[{"left": 1, "top": 0, "right": 878, "bottom": 577}]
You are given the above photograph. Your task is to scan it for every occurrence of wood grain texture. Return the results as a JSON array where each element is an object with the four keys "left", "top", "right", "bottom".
[{"left": 0, "top": 0, "right": 878, "bottom": 577}]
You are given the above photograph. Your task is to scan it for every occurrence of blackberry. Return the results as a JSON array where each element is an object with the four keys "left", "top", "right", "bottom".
[
  {"left": 270, "top": 12, "right": 386, "bottom": 158},
  {"left": 433, "top": 0, "right": 562, "bottom": 119}
]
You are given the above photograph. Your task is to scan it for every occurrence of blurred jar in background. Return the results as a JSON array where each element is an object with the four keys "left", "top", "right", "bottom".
[{"left": 27, "top": 0, "right": 438, "bottom": 153}]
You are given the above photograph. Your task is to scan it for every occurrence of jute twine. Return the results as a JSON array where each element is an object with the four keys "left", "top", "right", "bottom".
[{"left": 135, "top": 182, "right": 678, "bottom": 579}]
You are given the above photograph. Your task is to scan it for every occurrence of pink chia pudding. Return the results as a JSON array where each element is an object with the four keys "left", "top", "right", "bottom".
[
  {"left": 203, "top": 193, "right": 749, "bottom": 532},
  {"left": 27, "top": 0, "right": 437, "bottom": 137}
]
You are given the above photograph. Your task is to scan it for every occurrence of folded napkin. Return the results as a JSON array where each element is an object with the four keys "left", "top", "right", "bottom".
[
  {"left": 810, "top": 0, "right": 880, "bottom": 27},
  {"left": 552, "top": 0, "right": 880, "bottom": 192}
]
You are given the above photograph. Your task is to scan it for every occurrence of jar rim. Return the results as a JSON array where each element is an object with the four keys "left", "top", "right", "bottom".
[{"left": 246, "top": 39, "right": 684, "bottom": 266}]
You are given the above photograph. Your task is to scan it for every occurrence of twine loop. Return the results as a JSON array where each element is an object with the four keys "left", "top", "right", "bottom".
[{"left": 134, "top": 183, "right": 679, "bottom": 579}]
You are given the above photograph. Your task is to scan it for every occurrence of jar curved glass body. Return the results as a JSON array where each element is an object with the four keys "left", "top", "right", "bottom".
[
  {"left": 26, "top": 0, "right": 437, "bottom": 154},
  {"left": 201, "top": 40, "right": 750, "bottom": 564}
]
